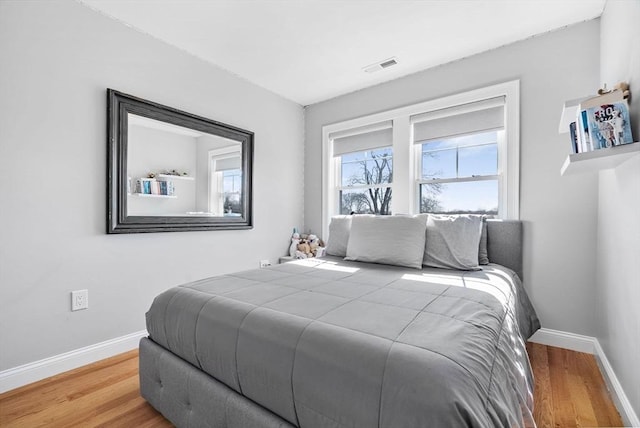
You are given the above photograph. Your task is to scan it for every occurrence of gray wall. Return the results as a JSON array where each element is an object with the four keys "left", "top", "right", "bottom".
[
  {"left": 305, "top": 20, "right": 601, "bottom": 335},
  {"left": 0, "top": 0, "right": 304, "bottom": 371},
  {"left": 597, "top": 0, "right": 640, "bottom": 418}
]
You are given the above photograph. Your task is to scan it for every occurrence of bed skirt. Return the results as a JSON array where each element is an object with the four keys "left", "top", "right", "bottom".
[{"left": 139, "top": 337, "right": 293, "bottom": 428}]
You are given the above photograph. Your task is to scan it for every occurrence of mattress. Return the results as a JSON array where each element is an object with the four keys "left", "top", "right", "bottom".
[{"left": 145, "top": 256, "right": 540, "bottom": 427}]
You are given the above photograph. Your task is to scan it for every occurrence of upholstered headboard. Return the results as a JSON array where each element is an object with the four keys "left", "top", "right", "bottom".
[{"left": 485, "top": 219, "right": 523, "bottom": 279}]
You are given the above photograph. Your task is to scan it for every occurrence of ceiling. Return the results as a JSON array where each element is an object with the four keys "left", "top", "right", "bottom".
[{"left": 80, "top": 0, "right": 606, "bottom": 106}]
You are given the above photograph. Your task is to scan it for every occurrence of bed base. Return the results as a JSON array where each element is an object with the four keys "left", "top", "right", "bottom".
[{"left": 139, "top": 337, "right": 293, "bottom": 428}]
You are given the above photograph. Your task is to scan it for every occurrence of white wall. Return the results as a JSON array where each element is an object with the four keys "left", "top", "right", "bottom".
[
  {"left": 305, "top": 20, "right": 601, "bottom": 335},
  {"left": 0, "top": 0, "right": 304, "bottom": 371},
  {"left": 597, "top": 0, "right": 640, "bottom": 418}
]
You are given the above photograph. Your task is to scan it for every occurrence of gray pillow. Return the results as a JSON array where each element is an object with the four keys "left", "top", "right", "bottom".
[
  {"left": 478, "top": 218, "right": 489, "bottom": 265},
  {"left": 325, "top": 215, "right": 352, "bottom": 257},
  {"left": 345, "top": 215, "right": 427, "bottom": 269},
  {"left": 423, "top": 214, "right": 483, "bottom": 270}
]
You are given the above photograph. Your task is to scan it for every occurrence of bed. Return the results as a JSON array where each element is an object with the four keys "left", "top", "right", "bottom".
[{"left": 140, "top": 217, "right": 540, "bottom": 427}]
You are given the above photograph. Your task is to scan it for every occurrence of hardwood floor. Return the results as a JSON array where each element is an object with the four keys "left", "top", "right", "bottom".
[
  {"left": 0, "top": 344, "right": 624, "bottom": 427},
  {"left": 526, "top": 342, "right": 623, "bottom": 428}
]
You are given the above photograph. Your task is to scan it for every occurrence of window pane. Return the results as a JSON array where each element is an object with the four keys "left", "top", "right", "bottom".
[
  {"left": 341, "top": 148, "right": 393, "bottom": 187},
  {"left": 340, "top": 188, "right": 392, "bottom": 215},
  {"left": 223, "top": 169, "right": 242, "bottom": 215},
  {"left": 420, "top": 180, "right": 498, "bottom": 215},
  {"left": 458, "top": 143, "right": 497, "bottom": 177},
  {"left": 420, "top": 131, "right": 497, "bottom": 149},
  {"left": 422, "top": 149, "right": 456, "bottom": 179},
  {"left": 421, "top": 131, "right": 498, "bottom": 179}
]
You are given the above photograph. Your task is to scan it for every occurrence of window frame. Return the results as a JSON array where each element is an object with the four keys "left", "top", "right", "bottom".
[
  {"left": 321, "top": 80, "right": 520, "bottom": 239},
  {"left": 208, "top": 146, "right": 242, "bottom": 215}
]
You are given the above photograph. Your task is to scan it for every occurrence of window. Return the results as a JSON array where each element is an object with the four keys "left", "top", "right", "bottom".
[
  {"left": 418, "top": 132, "right": 499, "bottom": 214},
  {"left": 222, "top": 169, "right": 243, "bottom": 215},
  {"left": 209, "top": 148, "right": 242, "bottom": 216},
  {"left": 322, "top": 81, "right": 519, "bottom": 238},
  {"left": 330, "top": 122, "right": 394, "bottom": 215},
  {"left": 413, "top": 96, "right": 505, "bottom": 215},
  {"left": 339, "top": 147, "right": 393, "bottom": 214}
]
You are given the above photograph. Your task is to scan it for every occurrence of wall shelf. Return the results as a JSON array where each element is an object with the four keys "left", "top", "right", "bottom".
[
  {"left": 156, "top": 174, "right": 194, "bottom": 181},
  {"left": 129, "top": 193, "right": 177, "bottom": 199},
  {"left": 560, "top": 142, "right": 640, "bottom": 176}
]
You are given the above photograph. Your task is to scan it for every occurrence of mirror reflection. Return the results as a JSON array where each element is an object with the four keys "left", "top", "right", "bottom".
[{"left": 127, "top": 114, "right": 243, "bottom": 218}]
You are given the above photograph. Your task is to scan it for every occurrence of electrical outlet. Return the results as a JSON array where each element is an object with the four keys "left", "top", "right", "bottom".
[
  {"left": 71, "top": 289, "right": 89, "bottom": 311},
  {"left": 259, "top": 259, "right": 271, "bottom": 268}
]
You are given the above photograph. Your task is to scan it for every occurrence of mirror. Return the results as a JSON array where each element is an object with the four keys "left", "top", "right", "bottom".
[{"left": 107, "top": 89, "right": 253, "bottom": 233}]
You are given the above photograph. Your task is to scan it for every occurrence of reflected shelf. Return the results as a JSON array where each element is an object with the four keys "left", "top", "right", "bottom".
[
  {"left": 129, "top": 193, "right": 177, "bottom": 199},
  {"left": 156, "top": 174, "right": 195, "bottom": 181}
]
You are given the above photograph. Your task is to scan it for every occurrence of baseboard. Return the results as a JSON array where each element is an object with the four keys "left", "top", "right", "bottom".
[
  {"left": 528, "top": 327, "right": 597, "bottom": 354},
  {"left": 528, "top": 327, "right": 639, "bottom": 427},
  {"left": 0, "top": 330, "right": 147, "bottom": 394},
  {"left": 593, "top": 340, "right": 640, "bottom": 428}
]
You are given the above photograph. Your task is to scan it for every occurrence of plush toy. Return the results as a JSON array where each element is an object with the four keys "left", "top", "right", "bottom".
[
  {"left": 297, "top": 241, "right": 312, "bottom": 258},
  {"left": 289, "top": 233, "right": 301, "bottom": 258},
  {"left": 308, "top": 234, "right": 320, "bottom": 255}
]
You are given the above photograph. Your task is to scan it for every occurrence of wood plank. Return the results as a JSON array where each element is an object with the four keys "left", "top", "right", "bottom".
[
  {"left": 0, "top": 344, "right": 624, "bottom": 427},
  {"left": 575, "top": 349, "right": 623, "bottom": 427},
  {"left": 527, "top": 342, "right": 554, "bottom": 428},
  {"left": 527, "top": 344, "right": 623, "bottom": 428},
  {"left": 565, "top": 348, "right": 598, "bottom": 427}
]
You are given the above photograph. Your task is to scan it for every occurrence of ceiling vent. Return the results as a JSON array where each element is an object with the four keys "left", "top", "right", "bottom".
[{"left": 363, "top": 57, "right": 398, "bottom": 73}]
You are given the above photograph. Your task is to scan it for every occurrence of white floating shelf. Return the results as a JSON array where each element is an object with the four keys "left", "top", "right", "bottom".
[
  {"left": 130, "top": 193, "right": 177, "bottom": 199},
  {"left": 156, "top": 174, "right": 194, "bottom": 181},
  {"left": 560, "top": 142, "right": 640, "bottom": 176},
  {"left": 558, "top": 95, "right": 591, "bottom": 133}
]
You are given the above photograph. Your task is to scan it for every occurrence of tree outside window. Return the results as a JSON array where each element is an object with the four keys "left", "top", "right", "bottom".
[{"left": 339, "top": 147, "right": 392, "bottom": 215}]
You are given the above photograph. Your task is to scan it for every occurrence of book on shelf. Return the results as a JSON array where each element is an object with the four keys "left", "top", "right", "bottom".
[
  {"left": 133, "top": 177, "right": 177, "bottom": 196},
  {"left": 573, "top": 89, "right": 633, "bottom": 153},
  {"left": 576, "top": 110, "right": 593, "bottom": 153},
  {"left": 569, "top": 122, "right": 578, "bottom": 154},
  {"left": 136, "top": 178, "right": 155, "bottom": 195},
  {"left": 585, "top": 100, "right": 634, "bottom": 149}
]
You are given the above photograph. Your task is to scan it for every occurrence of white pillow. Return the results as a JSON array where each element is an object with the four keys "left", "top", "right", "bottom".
[
  {"left": 423, "top": 214, "right": 483, "bottom": 270},
  {"left": 345, "top": 215, "right": 427, "bottom": 269},
  {"left": 325, "top": 215, "right": 352, "bottom": 257}
]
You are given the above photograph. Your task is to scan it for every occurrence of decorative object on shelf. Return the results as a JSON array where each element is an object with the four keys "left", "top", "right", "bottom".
[
  {"left": 561, "top": 82, "right": 633, "bottom": 154},
  {"left": 161, "top": 169, "right": 189, "bottom": 177},
  {"left": 597, "top": 81, "right": 630, "bottom": 98}
]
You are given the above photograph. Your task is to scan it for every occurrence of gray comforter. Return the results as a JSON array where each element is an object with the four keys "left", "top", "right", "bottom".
[{"left": 146, "top": 256, "right": 540, "bottom": 428}]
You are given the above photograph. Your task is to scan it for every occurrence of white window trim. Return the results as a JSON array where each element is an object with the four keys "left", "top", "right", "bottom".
[
  {"left": 208, "top": 146, "right": 242, "bottom": 215},
  {"left": 321, "top": 80, "right": 520, "bottom": 239}
]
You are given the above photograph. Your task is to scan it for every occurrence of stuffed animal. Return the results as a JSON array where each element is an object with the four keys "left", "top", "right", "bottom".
[
  {"left": 289, "top": 233, "right": 301, "bottom": 258},
  {"left": 297, "top": 241, "right": 312, "bottom": 258},
  {"left": 308, "top": 234, "right": 320, "bottom": 256}
]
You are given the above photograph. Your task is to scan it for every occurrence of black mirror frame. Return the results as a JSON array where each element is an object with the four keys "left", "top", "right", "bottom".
[{"left": 107, "top": 89, "right": 253, "bottom": 233}]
